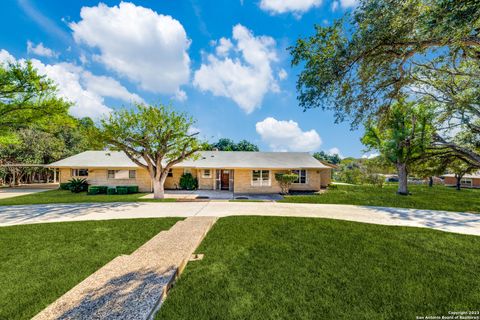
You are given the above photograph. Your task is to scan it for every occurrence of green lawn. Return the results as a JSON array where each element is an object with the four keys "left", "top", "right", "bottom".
[
  {"left": 281, "top": 184, "right": 480, "bottom": 213},
  {"left": 0, "top": 218, "right": 181, "bottom": 320},
  {"left": 158, "top": 216, "right": 480, "bottom": 320},
  {"left": 0, "top": 189, "right": 176, "bottom": 206}
]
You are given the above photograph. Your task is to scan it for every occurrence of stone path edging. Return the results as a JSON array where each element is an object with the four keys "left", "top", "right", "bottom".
[{"left": 33, "top": 216, "right": 217, "bottom": 320}]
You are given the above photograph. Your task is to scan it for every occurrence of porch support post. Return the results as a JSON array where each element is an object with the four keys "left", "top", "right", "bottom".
[
  {"left": 213, "top": 169, "right": 215, "bottom": 190},
  {"left": 53, "top": 168, "right": 57, "bottom": 183}
]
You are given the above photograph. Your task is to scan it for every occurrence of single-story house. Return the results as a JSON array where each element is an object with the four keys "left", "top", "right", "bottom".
[
  {"left": 49, "top": 151, "right": 332, "bottom": 193},
  {"left": 443, "top": 172, "right": 480, "bottom": 188}
]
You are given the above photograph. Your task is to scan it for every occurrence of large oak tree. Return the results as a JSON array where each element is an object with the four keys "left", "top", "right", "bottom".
[
  {"left": 100, "top": 103, "right": 202, "bottom": 199},
  {"left": 291, "top": 0, "right": 480, "bottom": 164}
]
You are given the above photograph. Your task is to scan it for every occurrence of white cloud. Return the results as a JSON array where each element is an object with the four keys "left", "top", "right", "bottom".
[
  {"left": 0, "top": 49, "right": 15, "bottom": 64},
  {"left": 70, "top": 2, "right": 191, "bottom": 95},
  {"left": 256, "top": 117, "right": 322, "bottom": 151},
  {"left": 332, "top": 0, "right": 358, "bottom": 11},
  {"left": 328, "top": 147, "right": 344, "bottom": 158},
  {"left": 260, "top": 0, "right": 322, "bottom": 15},
  {"left": 194, "top": 24, "right": 280, "bottom": 113},
  {"left": 27, "top": 41, "right": 58, "bottom": 58},
  {"left": 331, "top": 1, "right": 339, "bottom": 11},
  {"left": 278, "top": 68, "right": 288, "bottom": 80},
  {"left": 30, "top": 60, "right": 112, "bottom": 119},
  {"left": 81, "top": 71, "right": 143, "bottom": 103},
  {"left": 340, "top": 0, "right": 358, "bottom": 8},
  {"left": 174, "top": 89, "right": 188, "bottom": 102},
  {"left": 362, "top": 152, "right": 379, "bottom": 159},
  {"left": 215, "top": 38, "right": 233, "bottom": 56},
  {"left": 1, "top": 49, "right": 142, "bottom": 119}
]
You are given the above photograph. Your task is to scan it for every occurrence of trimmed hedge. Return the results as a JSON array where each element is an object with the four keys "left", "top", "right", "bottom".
[
  {"left": 87, "top": 186, "right": 111, "bottom": 195},
  {"left": 127, "top": 186, "right": 138, "bottom": 193},
  {"left": 116, "top": 186, "right": 129, "bottom": 195},
  {"left": 87, "top": 186, "right": 101, "bottom": 195},
  {"left": 87, "top": 185, "right": 139, "bottom": 195}
]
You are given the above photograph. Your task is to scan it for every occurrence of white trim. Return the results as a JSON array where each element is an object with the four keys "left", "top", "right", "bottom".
[
  {"left": 71, "top": 168, "right": 88, "bottom": 177},
  {"left": 292, "top": 169, "right": 308, "bottom": 184},
  {"left": 251, "top": 169, "right": 271, "bottom": 187}
]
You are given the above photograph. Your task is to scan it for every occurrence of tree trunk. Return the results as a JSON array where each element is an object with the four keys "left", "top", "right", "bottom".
[
  {"left": 152, "top": 179, "right": 165, "bottom": 199},
  {"left": 428, "top": 176, "right": 433, "bottom": 187},
  {"left": 455, "top": 175, "right": 462, "bottom": 191},
  {"left": 396, "top": 162, "right": 409, "bottom": 195}
]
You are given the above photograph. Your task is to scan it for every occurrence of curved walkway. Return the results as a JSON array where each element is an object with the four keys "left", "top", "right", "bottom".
[{"left": 0, "top": 201, "right": 479, "bottom": 236}]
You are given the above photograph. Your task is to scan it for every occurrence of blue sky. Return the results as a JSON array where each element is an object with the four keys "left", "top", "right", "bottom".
[{"left": 0, "top": 0, "right": 370, "bottom": 157}]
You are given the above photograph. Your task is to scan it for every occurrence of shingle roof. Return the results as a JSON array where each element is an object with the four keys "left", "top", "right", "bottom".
[{"left": 49, "top": 151, "right": 330, "bottom": 169}]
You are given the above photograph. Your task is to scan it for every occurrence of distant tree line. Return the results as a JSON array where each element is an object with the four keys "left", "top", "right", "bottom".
[{"left": 204, "top": 138, "right": 259, "bottom": 151}]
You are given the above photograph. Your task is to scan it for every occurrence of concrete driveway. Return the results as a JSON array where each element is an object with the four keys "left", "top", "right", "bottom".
[
  {"left": 0, "top": 188, "right": 53, "bottom": 199},
  {"left": 0, "top": 201, "right": 479, "bottom": 236}
]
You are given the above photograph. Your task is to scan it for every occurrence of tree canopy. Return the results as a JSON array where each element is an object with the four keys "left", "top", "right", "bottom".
[
  {"left": 0, "top": 60, "right": 71, "bottom": 139},
  {"left": 313, "top": 151, "right": 341, "bottom": 164},
  {"left": 206, "top": 138, "right": 259, "bottom": 151},
  {"left": 361, "top": 100, "right": 435, "bottom": 194},
  {"left": 100, "top": 103, "right": 203, "bottom": 199},
  {"left": 291, "top": 0, "right": 480, "bottom": 125}
]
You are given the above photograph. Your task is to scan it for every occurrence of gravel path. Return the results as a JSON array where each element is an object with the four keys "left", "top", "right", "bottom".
[
  {"left": 1, "top": 202, "right": 479, "bottom": 236},
  {"left": 33, "top": 216, "right": 217, "bottom": 320}
]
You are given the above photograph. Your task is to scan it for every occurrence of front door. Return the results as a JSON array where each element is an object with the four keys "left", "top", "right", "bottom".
[{"left": 221, "top": 170, "right": 230, "bottom": 190}]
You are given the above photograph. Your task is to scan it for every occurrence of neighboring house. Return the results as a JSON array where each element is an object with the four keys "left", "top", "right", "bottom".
[
  {"left": 49, "top": 151, "right": 332, "bottom": 193},
  {"left": 444, "top": 172, "right": 480, "bottom": 188}
]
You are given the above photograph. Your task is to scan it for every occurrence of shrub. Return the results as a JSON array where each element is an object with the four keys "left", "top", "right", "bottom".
[
  {"left": 87, "top": 186, "right": 100, "bottom": 195},
  {"left": 59, "top": 183, "right": 71, "bottom": 190},
  {"left": 127, "top": 185, "right": 139, "bottom": 193},
  {"left": 179, "top": 173, "right": 198, "bottom": 190},
  {"left": 68, "top": 178, "right": 88, "bottom": 193},
  {"left": 274, "top": 173, "right": 299, "bottom": 194},
  {"left": 107, "top": 187, "right": 117, "bottom": 195},
  {"left": 88, "top": 186, "right": 109, "bottom": 195},
  {"left": 116, "top": 186, "right": 129, "bottom": 195},
  {"left": 98, "top": 186, "right": 108, "bottom": 194},
  {"left": 360, "top": 173, "right": 385, "bottom": 188}
]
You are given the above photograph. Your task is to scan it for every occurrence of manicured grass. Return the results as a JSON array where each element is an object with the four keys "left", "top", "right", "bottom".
[
  {"left": 0, "top": 189, "right": 176, "bottom": 206},
  {"left": 0, "top": 218, "right": 181, "bottom": 320},
  {"left": 281, "top": 184, "right": 480, "bottom": 213},
  {"left": 158, "top": 217, "right": 480, "bottom": 319}
]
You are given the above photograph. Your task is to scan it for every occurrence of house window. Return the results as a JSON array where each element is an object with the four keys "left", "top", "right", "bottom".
[
  {"left": 202, "top": 169, "right": 211, "bottom": 178},
  {"left": 129, "top": 170, "right": 136, "bottom": 179},
  {"left": 184, "top": 168, "right": 192, "bottom": 174},
  {"left": 107, "top": 170, "right": 136, "bottom": 179},
  {"left": 461, "top": 178, "right": 472, "bottom": 187},
  {"left": 72, "top": 169, "right": 88, "bottom": 177},
  {"left": 167, "top": 169, "right": 173, "bottom": 177},
  {"left": 292, "top": 169, "right": 307, "bottom": 184},
  {"left": 251, "top": 170, "right": 270, "bottom": 186}
]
